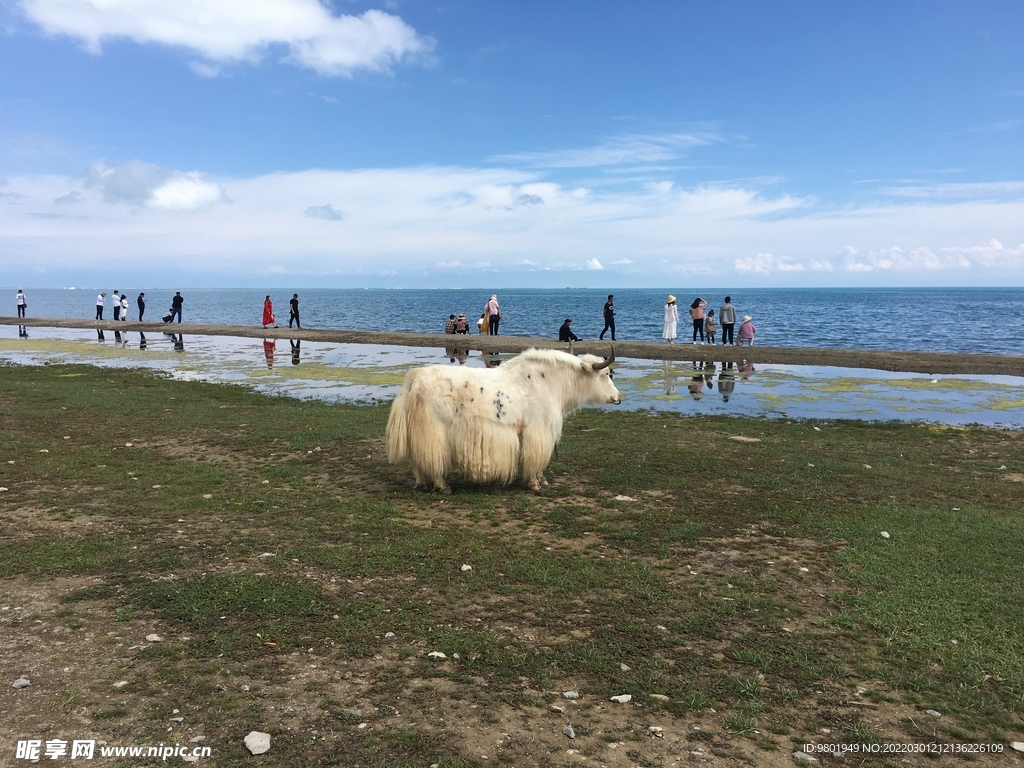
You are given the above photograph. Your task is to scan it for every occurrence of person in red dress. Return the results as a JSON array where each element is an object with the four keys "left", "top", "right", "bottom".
[{"left": 262, "top": 296, "right": 277, "bottom": 328}]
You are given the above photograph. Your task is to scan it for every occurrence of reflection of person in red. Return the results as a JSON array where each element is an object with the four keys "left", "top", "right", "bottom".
[
  {"left": 739, "top": 358, "right": 755, "bottom": 379},
  {"left": 263, "top": 339, "right": 276, "bottom": 368},
  {"left": 262, "top": 296, "right": 277, "bottom": 328}
]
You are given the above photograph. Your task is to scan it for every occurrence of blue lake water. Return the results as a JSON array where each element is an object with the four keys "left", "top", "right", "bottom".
[
  {"left": 2, "top": 326, "right": 1023, "bottom": 429},
  {"left": 6, "top": 286, "right": 1024, "bottom": 356}
]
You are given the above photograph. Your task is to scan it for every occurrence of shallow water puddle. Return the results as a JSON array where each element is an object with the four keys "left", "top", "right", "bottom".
[{"left": 2, "top": 327, "right": 1023, "bottom": 427}]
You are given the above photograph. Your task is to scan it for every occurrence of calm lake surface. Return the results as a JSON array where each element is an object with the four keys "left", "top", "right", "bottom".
[
  {"left": 3, "top": 326, "right": 1023, "bottom": 429},
  {"left": 7, "top": 286, "right": 1024, "bottom": 356}
]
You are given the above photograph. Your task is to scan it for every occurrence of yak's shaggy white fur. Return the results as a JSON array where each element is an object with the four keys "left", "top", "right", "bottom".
[{"left": 385, "top": 348, "right": 620, "bottom": 493}]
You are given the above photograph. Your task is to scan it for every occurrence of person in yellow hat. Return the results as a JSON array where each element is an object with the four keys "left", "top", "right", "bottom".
[{"left": 663, "top": 295, "right": 679, "bottom": 343}]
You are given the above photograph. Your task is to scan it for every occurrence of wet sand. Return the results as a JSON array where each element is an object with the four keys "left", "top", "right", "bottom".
[{"left": 3, "top": 316, "right": 1023, "bottom": 376}]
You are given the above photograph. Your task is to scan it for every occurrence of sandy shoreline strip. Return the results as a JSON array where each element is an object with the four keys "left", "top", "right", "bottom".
[{"left": 3, "top": 316, "right": 1023, "bottom": 377}]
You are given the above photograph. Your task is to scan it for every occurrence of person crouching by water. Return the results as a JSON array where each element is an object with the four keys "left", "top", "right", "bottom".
[
  {"left": 262, "top": 295, "right": 277, "bottom": 328},
  {"left": 663, "top": 295, "right": 679, "bottom": 343},
  {"left": 738, "top": 315, "right": 756, "bottom": 346},
  {"left": 454, "top": 313, "right": 469, "bottom": 333},
  {"left": 445, "top": 314, "right": 457, "bottom": 334},
  {"left": 559, "top": 318, "right": 579, "bottom": 342}
]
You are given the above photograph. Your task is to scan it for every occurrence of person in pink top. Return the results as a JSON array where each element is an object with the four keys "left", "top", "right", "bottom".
[
  {"left": 738, "top": 315, "right": 756, "bottom": 346},
  {"left": 689, "top": 297, "right": 707, "bottom": 344},
  {"left": 485, "top": 294, "right": 501, "bottom": 335}
]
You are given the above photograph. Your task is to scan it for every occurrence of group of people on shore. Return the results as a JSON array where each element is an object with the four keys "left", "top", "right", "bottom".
[
  {"left": 663, "top": 295, "right": 755, "bottom": 345},
  {"left": 93, "top": 291, "right": 183, "bottom": 323},
  {"left": 436, "top": 292, "right": 757, "bottom": 345}
]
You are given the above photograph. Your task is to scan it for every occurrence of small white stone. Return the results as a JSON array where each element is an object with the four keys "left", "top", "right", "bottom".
[
  {"left": 880, "top": 531, "right": 890, "bottom": 539},
  {"left": 649, "top": 694, "right": 669, "bottom": 701},
  {"left": 799, "top": 567, "right": 809, "bottom": 572},
  {"left": 181, "top": 754, "right": 199, "bottom": 763},
  {"left": 112, "top": 681, "right": 128, "bottom": 689},
  {"left": 244, "top": 731, "right": 271, "bottom": 755},
  {"left": 146, "top": 634, "right": 163, "bottom": 643},
  {"left": 39, "top": 449, "right": 49, "bottom": 453},
  {"left": 813, "top": 426, "right": 821, "bottom": 431},
  {"left": 259, "top": 552, "right": 275, "bottom": 557},
  {"left": 452, "top": 653, "right": 460, "bottom": 660},
  {"left": 1010, "top": 742, "right": 1024, "bottom": 753},
  {"left": 562, "top": 690, "right": 579, "bottom": 699},
  {"left": 856, "top": 685, "right": 868, "bottom": 694},
  {"left": 620, "top": 663, "right": 630, "bottom": 671},
  {"left": 614, "top": 494, "right": 636, "bottom": 501},
  {"left": 925, "top": 709, "right": 941, "bottom": 718},
  {"left": 863, "top": 464, "right": 872, "bottom": 469},
  {"left": 807, "top": 463, "right": 814, "bottom": 467},
  {"left": 241, "top": 685, "right": 250, "bottom": 691},
  {"left": 11, "top": 677, "right": 31, "bottom": 689},
  {"left": 461, "top": 564, "right": 472, "bottom": 572},
  {"left": 357, "top": 723, "right": 367, "bottom": 730},
  {"left": 562, "top": 725, "right": 576, "bottom": 739},
  {"left": 169, "top": 716, "right": 184, "bottom": 722},
  {"left": 189, "top": 736, "right": 206, "bottom": 743},
  {"left": 152, "top": 485, "right": 162, "bottom": 489},
  {"left": 125, "top": 442, "right": 133, "bottom": 447},
  {"left": 384, "top": 632, "right": 396, "bottom": 639},
  {"left": 793, "top": 751, "right": 819, "bottom": 765},
  {"left": 550, "top": 704, "right": 565, "bottom": 713},
  {"left": 427, "top": 651, "right": 447, "bottom": 659},
  {"left": 64, "top": 436, "right": 71, "bottom": 440},
  {"left": 202, "top": 494, "right": 213, "bottom": 499},
  {"left": 262, "top": 480, "right": 270, "bottom": 484},
  {"left": 610, "top": 694, "right": 632, "bottom": 704},
  {"left": 656, "top": 625, "right": 667, "bottom": 631},
  {"left": 648, "top": 726, "right": 664, "bottom": 737},
  {"left": 0, "top": 487, "right": 7, "bottom": 492}
]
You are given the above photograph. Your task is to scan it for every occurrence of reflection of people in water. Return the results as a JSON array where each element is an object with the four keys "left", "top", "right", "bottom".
[
  {"left": 718, "top": 362, "right": 736, "bottom": 402},
  {"left": 662, "top": 360, "right": 678, "bottom": 395},
  {"left": 114, "top": 330, "right": 122, "bottom": 345},
  {"left": 173, "top": 334, "right": 184, "bottom": 352},
  {"left": 18, "top": 326, "right": 28, "bottom": 338},
  {"left": 263, "top": 339, "right": 276, "bottom": 367},
  {"left": 139, "top": 331, "right": 147, "bottom": 350},
  {"left": 485, "top": 352, "right": 501, "bottom": 368},
  {"left": 456, "top": 348, "right": 468, "bottom": 365},
  {"left": 97, "top": 330, "right": 105, "bottom": 341},
  {"left": 688, "top": 367, "right": 705, "bottom": 399},
  {"left": 290, "top": 339, "right": 301, "bottom": 365},
  {"left": 445, "top": 346, "right": 458, "bottom": 363},
  {"left": 740, "top": 358, "right": 755, "bottom": 379}
]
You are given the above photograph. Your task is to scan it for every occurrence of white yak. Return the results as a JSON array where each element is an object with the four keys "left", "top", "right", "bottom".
[{"left": 385, "top": 348, "right": 620, "bottom": 493}]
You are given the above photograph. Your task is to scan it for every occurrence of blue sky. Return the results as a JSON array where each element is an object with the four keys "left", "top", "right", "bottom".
[{"left": 1, "top": 0, "right": 1023, "bottom": 288}]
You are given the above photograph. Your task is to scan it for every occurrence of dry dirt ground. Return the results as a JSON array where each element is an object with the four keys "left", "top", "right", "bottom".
[{"left": 2, "top": 502, "right": 1020, "bottom": 767}]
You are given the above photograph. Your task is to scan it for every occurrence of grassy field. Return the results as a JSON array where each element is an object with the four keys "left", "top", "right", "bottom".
[{"left": 1, "top": 363, "right": 1022, "bottom": 767}]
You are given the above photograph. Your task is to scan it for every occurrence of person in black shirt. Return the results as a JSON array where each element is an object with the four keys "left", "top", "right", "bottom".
[
  {"left": 600, "top": 294, "right": 615, "bottom": 340},
  {"left": 559, "top": 318, "right": 580, "bottom": 342},
  {"left": 170, "top": 292, "right": 183, "bottom": 323},
  {"left": 137, "top": 292, "right": 146, "bottom": 321},
  {"left": 289, "top": 294, "right": 300, "bottom": 328}
]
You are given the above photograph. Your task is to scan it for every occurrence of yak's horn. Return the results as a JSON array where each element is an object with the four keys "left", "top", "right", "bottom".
[{"left": 592, "top": 344, "right": 615, "bottom": 371}]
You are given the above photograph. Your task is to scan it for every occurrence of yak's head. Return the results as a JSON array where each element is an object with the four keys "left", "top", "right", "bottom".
[{"left": 579, "top": 347, "right": 621, "bottom": 405}]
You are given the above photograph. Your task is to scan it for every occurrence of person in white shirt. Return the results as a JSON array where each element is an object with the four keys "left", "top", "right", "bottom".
[
  {"left": 120, "top": 294, "right": 129, "bottom": 321},
  {"left": 112, "top": 290, "right": 121, "bottom": 321},
  {"left": 16, "top": 290, "right": 26, "bottom": 318},
  {"left": 95, "top": 293, "right": 106, "bottom": 320}
]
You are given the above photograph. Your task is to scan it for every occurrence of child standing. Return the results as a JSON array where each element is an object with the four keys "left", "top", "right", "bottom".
[{"left": 704, "top": 309, "right": 717, "bottom": 345}]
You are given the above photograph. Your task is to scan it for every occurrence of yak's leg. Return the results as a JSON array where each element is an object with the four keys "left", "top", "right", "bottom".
[
  {"left": 519, "top": 424, "right": 555, "bottom": 493},
  {"left": 412, "top": 467, "right": 428, "bottom": 491}
]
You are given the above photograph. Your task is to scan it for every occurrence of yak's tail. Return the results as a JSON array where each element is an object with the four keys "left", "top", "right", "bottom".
[{"left": 385, "top": 370, "right": 449, "bottom": 483}]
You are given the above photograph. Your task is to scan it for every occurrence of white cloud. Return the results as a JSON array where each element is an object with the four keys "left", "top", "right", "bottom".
[
  {"left": 304, "top": 203, "right": 344, "bottom": 221},
  {"left": 19, "top": 0, "right": 434, "bottom": 77},
  {"left": 3, "top": 160, "right": 1024, "bottom": 286},
  {"left": 149, "top": 173, "right": 226, "bottom": 210},
  {"left": 882, "top": 181, "right": 1024, "bottom": 199},
  {"left": 735, "top": 253, "right": 804, "bottom": 274},
  {"left": 585, "top": 258, "right": 604, "bottom": 270},
  {"left": 82, "top": 160, "right": 226, "bottom": 209},
  {"left": 494, "top": 131, "right": 721, "bottom": 169}
]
